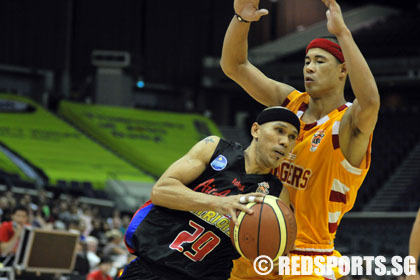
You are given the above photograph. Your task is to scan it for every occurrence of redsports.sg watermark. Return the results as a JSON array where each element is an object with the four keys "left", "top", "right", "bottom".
[{"left": 253, "top": 255, "right": 417, "bottom": 277}]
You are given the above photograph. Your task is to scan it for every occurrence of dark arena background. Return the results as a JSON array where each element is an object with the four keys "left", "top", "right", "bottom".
[{"left": 0, "top": 0, "right": 419, "bottom": 279}]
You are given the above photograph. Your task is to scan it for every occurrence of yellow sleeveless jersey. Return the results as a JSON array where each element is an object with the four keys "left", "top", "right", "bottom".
[
  {"left": 278, "top": 90, "right": 372, "bottom": 254},
  {"left": 229, "top": 90, "right": 373, "bottom": 280}
]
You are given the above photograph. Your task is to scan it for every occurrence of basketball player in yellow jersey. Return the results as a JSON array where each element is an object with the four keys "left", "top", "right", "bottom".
[{"left": 221, "top": 0, "right": 380, "bottom": 279}]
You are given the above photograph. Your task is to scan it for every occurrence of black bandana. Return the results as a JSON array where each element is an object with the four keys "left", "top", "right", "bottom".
[{"left": 256, "top": 106, "right": 300, "bottom": 132}]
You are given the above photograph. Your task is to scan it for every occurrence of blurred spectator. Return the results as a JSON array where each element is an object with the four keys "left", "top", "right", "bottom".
[
  {"left": 103, "top": 229, "right": 128, "bottom": 277},
  {"left": 0, "top": 205, "right": 28, "bottom": 262},
  {"left": 80, "top": 205, "right": 94, "bottom": 236},
  {"left": 90, "top": 219, "right": 104, "bottom": 240},
  {"left": 37, "top": 189, "right": 52, "bottom": 221},
  {"left": 103, "top": 229, "right": 126, "bottom": 258},
  {"left": 31, "top": 209, "right": 48, "bottom": 229},
  {"left": 4, "top": 191, "right": 16, "bottom": 210},
  {"left": 120, "top": 214, "right": 131, "bottom": 235},
  {"left": 74, "top": 238, "right": 90, "bottom": 277},
  {"left": 58, "top": 201, "right": 72, "bottom": 223},
  {"left": 86, "top": 256, "right": 113, "bottom": 280},
  {"left": 0, "top": 188, "right": 136, "bottom": 278},
  {"left": 86, "top": 236, "right": 101, "bottom": 270},
  {"left": 69, "top": 218, "right": 82, "bottom": 234},
  {"left": 0, "top": 197, "right": 9, "bottom": 222},
  {"left": 92, "top": 220, "right": 111, "bottom": 245},
  {"left": 111, "top": 209, "right": 122, "bottom": 231}
]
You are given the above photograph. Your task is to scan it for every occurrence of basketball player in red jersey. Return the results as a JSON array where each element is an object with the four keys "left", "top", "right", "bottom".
[{"left": 221, "top": 0, "right": 380, "bottom": 279}]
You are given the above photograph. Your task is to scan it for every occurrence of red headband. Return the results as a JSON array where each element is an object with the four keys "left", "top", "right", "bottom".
[{"left": 306, "top": 38, "right": 345, "bottom": 63}]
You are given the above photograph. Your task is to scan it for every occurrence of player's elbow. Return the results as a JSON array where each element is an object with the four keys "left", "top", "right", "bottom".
[
  {"left": 150, "top": 185, "right": 163, "bottom": 206},
  {"left": 220, "top": 58, "right": 246, "bottom": 81},
  {"left": 366, "top": 94, "right": 380, "bottom": 112},
  {"left": 360, "top": 90, "right": 380, "bottom": 113},
  {"left": 220, "top": 59, "right": 236, "bottom": 79}
]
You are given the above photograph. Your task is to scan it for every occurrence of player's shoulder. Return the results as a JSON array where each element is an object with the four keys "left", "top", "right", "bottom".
[
  {"left": 188, "top": 136, "right": 221, "bottom": 160},
  {"left": 282, "top": 90, "right": 309, "bottom": 108},
  {"left": 201, "top": 136, "right": 221, "bottom": 145}
]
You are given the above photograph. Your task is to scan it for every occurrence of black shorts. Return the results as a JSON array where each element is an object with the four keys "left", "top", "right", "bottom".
[
  {"left": 119, "top": 257, "right": 199, "bottom": 280},
  {"left": 119, "top": 258, "right": 168, "bottom": 280}
]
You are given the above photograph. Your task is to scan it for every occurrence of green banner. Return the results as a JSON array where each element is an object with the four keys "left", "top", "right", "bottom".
[
  {"left": 59, "top": 101, "right": 222, "bottom": 177},
  {"left": 0, "top": 94, "right": 154, "bottom": 189}
]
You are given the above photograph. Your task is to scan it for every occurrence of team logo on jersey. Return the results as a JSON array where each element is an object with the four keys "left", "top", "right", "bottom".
[
  {"left": 210, "top": 155, "right": 227, "bottom": 171},
  {"left": 310, "top": 129, "right": 325, "bottom": 152},
  {"left": 256, "top": 182, "right": 270, "bottom": 194}
]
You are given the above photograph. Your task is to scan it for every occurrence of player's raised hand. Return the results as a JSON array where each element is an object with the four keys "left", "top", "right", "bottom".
[
  {"left": 211, "top": 192, "right": 265, "bottom": 226},
  {"left": 234, "top": 0, "right": 269, "bottom": 22},
  {"left": 322, "top": 0, "right": 348, "bottom": 36}
]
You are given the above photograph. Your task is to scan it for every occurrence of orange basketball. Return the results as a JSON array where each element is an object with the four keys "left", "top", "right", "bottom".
[{"left": 230, "top": 195, "right": 296, "bottom": 261}]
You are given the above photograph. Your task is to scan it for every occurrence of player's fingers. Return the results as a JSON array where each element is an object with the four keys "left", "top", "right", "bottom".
[
  {"left": 229, "top": 209, "right": 238, "bottom": 226},
  {"left": 321, "top": 0, "right": 331, "bottom": 8},
  {"left": 247, "top": 193, "right": 265, "bottom": 202},
  {"left": 238, "top": 194, "right": 260, "bottom": 204},
  {"left": 248, "top": 192, "right": 265, "bottom": 197},
  {"left": 256, "top": 8, "right": 269, "bottom": 17},
  {"left": 236, "top": 203, "right": 254, "bottom": 215}
]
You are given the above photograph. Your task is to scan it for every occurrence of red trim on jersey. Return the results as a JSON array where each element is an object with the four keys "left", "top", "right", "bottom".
[
  {"left": 329, "top": 190, "right": 347, "bottom": 204},
  {"left": 332, "top": 134, "right": 339, "bottom": 149},
  {"left": 303, "top": 122, "right": 317, "bottom": 131},
  {"left": 328, "top": 222, "right": 338, "bottom": 233},
  {"left": 337, "top": 104, "right": 348, "bottom": 112},
  {"left": 271, "top": 167, "right": 279, "bottom": 176},
  {"left": 298, "top": 102, "right": 308, "bottom": 112},
  {"left": 282, "top": 98, "right": 291, "bottom": 107}
]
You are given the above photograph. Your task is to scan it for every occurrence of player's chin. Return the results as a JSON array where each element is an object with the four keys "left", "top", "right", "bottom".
[{"left": 268, "top": 157, "right": 282, "bottom": 168}]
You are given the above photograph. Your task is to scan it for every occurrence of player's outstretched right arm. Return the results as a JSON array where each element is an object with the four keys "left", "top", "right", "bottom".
[
  {"left": 150, "top": 136, "right": 264, "bottom": 225},
  {"left": 220, "top": 0, "right": 295, "bottom": 107}
]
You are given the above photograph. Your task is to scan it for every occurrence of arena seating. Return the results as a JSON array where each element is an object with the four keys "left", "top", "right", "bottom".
[
  {"left": 354, "top": 108, "right": 420, "bottom": 211},
  {"left": 0, "top": 94, "right": 154, "bottom": 191},
  {"left": 0, "top": 146, "right": 30, "bottom": 180},
  {"left": 335, "top": 214, "right": 414, "bottom": 259},
  {"left": 59, "top": 100, "right": 222, "bottom": 177}
]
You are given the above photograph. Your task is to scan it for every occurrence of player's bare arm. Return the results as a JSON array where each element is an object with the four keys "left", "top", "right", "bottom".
[
  {"left": 150, "top": 136, "right": 264, "bottom": 225},
  {"left": 322, "top": 0, "right": 380, "bottom": 167},
  {"left": 220, "top": 0, "right": 295, "bottom": 107}
]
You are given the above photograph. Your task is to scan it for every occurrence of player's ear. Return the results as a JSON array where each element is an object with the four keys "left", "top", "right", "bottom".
[
  {"left": 339, "top": 62, "right": 347, "bottom": 80},
  {"left": 251, "top": 122, "right": 260, "bottom": 140}
]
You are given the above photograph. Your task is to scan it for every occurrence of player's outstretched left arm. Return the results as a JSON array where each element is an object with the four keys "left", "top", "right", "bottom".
[
  {"left": 150, "top": 136, "right": 265, "bottom": 225},
  {"left": 323, "top": 0, "right": 380, "bottom": 167}
]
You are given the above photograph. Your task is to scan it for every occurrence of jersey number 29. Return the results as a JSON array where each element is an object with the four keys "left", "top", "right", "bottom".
[{"left": 169, "top": 220, "right": 221, "bottom": 262}]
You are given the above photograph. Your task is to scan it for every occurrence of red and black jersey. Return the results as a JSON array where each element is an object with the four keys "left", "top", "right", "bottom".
[{"left": 124, "top": 139, "right": 283, "bottom": 280}]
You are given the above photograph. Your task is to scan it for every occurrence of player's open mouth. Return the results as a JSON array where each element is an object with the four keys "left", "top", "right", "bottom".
[
  {"left": 305, "top": 77, "right": 314, "bottom": 82},
  {"left": 275, "top": 151, "right": 285, "bottom": 157}
]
